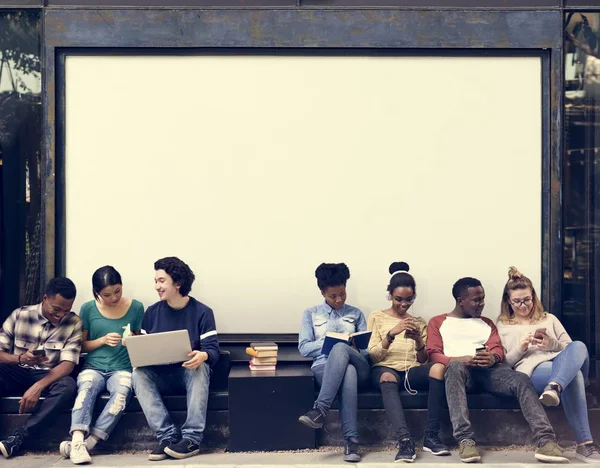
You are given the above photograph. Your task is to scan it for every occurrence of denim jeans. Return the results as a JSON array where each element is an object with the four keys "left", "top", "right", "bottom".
[
  {"left": 132, "top": 364, "right": 210, "bottom": 445},
  {"left": 70, "top": 368, "right": 133, "bottom": 441},
  {"left": 312, "top": 342, "right": 370, "bottom": 441},
  {"left": 445, "top": 362, "right": 556, "bottom": 446},
  {"left": 0, "top": 363, "right": 76, "bottom": 438},
  {"left": 530, "top": 341, "right": 592, "bottom": 443}
]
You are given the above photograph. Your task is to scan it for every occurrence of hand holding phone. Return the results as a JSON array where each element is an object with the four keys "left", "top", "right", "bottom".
[
  {"left": 404, "top": 327, "right": 422, "bottom": 344},
  {"left": 472, "top": 346, "right": 495, "bottom": 367},
  {"left": 20, "top": 348, "right": 48, "bottom": 366},
  {"left": 534, "top": 328, "right": 547, "bottom": 340}
]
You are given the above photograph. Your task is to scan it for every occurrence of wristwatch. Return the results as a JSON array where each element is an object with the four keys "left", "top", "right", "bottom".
[{"left": 386, "top": 331, "right": 396, "bottom": 343}]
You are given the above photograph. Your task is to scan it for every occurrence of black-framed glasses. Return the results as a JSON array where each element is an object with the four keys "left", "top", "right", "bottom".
[{"left": 510, "top": 298, "right": 533, "bottom": 307}]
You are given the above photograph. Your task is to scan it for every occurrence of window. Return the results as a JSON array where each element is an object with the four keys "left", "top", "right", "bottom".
[{"left": 564, "top": 12, "right": 600, "bottom": 377}]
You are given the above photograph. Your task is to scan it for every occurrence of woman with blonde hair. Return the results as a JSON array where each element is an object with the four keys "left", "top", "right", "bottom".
[{"left": 497, "top": 267, "right": 599, "bottom": 463}]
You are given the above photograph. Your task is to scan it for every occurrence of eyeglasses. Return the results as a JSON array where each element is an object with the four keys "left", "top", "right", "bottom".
[{"left": 510, "top": 298, "right": 533, "bottom": 307}]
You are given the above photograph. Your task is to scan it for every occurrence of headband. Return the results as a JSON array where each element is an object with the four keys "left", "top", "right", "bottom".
[{"left": 390, "top": 270, "right": 409, "bottom": 279}]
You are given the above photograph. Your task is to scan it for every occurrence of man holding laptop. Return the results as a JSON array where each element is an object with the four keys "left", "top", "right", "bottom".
[{"left": 131, "top": 257, "right": 219, "bottom": 461}]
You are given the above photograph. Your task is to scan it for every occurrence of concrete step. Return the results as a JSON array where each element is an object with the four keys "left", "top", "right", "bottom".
[
  {"left": 2, "top": 449, "right": 594, "bottom": 468},
  {"left": 2, "top": 407, "right": 599, "bottom": 451}
]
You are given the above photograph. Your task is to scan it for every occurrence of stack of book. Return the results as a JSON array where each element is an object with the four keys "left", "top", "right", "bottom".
[{"left": 246, "top": 342, "right": 278, "bottom": 371}]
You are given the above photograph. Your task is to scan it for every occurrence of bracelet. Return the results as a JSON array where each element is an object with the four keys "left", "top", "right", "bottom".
[
  {"left": 416, "top": 344, "right": 426, "bottom": 352},
  {"left": 386, "top": 331, "right": 396, "bottom": 343}
]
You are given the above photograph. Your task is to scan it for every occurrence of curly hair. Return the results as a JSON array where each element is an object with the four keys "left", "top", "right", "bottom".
[
  {"left": 315, "top": 263, "right": 350, "bottom": 291},
  {"left": 498, "top": 266, "right": 545, "bottom": 324},
  {"left": 154, "top": 257, "right": 196, "bottom": 297}
]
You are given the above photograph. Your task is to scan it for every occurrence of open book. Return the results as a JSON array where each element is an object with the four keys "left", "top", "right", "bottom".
[{"left": 321, "top": 331, "right": 372, "bottom": 355}]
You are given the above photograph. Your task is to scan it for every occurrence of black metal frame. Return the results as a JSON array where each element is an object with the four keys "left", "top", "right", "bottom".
[{"left": 42, "top": 9, "right": 563, "bottom": 323}]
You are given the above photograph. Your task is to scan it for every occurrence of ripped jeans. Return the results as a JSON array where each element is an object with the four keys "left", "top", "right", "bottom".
[{"left": 70, "top": 368, "right": 133, "bottom": 441}]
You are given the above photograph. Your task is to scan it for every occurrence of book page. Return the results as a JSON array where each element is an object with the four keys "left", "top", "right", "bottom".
[{"left": 326, "top": 332, "right": 350, "bottom": 341}]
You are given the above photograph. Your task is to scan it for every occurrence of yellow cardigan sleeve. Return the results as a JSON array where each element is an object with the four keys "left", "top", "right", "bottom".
[{"left": 367, "top": 312, "right": 389, "bottom": 364}]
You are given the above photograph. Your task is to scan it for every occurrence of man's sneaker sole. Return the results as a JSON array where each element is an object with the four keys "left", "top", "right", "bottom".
[
  {"left": 460, "top": 455, "right": 482, "bottom": 463},
  {"left": 540, "top": 392, "right": 560, "bottom": 407},
  {"left": 395, "top": 455, "right": 416, "bottom": 463},
  {"left": 163, "top": 447, "right": 200, "bottom": 459},
  {"left": 60, "top": 441, "right": 71, "bottom": 459},
  {"left": 148, "top": 452, "right": 169, "bottom": 461},
  {"left": 0, "top": 442, "right": 10, "bottom": 459},
  {"left": 343, "top": 454, "right": 361, "bottom": 463},
  {"left": 535, "top": 453, "right": 570, "bottom": 463},
  {"left": 423, "top": 446, "right": 451, "bottom": 456},
  {"left": 298, "top": 415, "right": 323, "bottom": 429}
]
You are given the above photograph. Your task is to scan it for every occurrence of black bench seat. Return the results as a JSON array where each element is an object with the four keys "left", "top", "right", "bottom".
[{"left": 0, "top": 351, "right": 232, "bottom": 414}]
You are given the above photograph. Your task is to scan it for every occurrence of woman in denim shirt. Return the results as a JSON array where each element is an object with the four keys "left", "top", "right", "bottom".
[{"left": 298, "top": 263, "right": 370, "bottom": 463}]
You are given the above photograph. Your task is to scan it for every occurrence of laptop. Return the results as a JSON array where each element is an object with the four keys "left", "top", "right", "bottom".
[{"left": 126, "top": 330, "right": 192, "bottom": 367}]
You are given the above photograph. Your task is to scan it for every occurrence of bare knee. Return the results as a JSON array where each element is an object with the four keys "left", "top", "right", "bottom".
[
  {"left": 430, "top": 363, "right": 446, "bottom": 381},
  {"left": 379, "top": 372, "right": 398, "bottom": 384}
]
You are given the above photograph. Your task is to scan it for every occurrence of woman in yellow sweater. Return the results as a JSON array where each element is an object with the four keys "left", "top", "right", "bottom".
[{"left": 368, "top": 262, "right": 448, "bottom": 463}]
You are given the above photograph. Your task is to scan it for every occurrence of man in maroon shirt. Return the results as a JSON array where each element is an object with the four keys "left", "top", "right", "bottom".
[{"left": 426, "top": 277, "right": 567, "bottom": 464}]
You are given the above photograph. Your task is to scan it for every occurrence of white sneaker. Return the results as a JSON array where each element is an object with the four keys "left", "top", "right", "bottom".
[
  {"left": 540, "top": 384, "right": 561, "bottom": 407},
  {"left": 70, "top": 441, "right": 91, "bottom": 465},
  {"left": 59, "top": 440, "right": 71, "bottom": 458}
]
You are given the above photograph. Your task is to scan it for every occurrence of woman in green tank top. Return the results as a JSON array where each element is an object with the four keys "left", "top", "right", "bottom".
[{"left": 59, "top": 266, "right": 144, "bottom": 465}]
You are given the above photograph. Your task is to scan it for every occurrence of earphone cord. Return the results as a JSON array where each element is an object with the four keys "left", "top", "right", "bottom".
[{"left": 404, "top": 336, "right": 418, "bottom": 396}]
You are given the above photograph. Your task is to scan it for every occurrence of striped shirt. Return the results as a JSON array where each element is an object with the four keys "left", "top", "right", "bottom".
[{"left": 0, "top": 303, "right": 83, "bottom": 369}]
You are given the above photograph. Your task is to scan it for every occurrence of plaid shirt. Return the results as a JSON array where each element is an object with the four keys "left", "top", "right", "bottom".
[{"left": 0, "top": 303, "right": 82, "bottom": 369}]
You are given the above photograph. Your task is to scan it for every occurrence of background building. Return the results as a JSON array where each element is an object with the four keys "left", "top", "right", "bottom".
[{"left": 0, "top": 1, "right": 598, "bottom": 380}]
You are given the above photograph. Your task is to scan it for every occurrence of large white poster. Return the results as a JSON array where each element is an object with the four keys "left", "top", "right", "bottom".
[{"left": 65, "top": 55, "right": 542, "bottom": 333}]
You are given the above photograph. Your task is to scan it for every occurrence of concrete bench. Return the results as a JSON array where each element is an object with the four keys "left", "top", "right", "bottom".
[{"left": 0, "top": 342, "right": 598, "bottom": 451}]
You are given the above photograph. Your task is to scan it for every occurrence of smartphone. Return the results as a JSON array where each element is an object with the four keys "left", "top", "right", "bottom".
[
  {"left": 475, "top": 346, "right": 486, "bottom": 353},
  {"left": 32, "top": 348, "right": 46, "bottom": 356},
  {"left": 534, "top": 328, "right": 546, "bottom": 339}
]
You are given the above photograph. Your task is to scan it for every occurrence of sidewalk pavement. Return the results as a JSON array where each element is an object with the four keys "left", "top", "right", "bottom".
[{"left": 2, "top": 447, "right": 588, "bottom": 468}]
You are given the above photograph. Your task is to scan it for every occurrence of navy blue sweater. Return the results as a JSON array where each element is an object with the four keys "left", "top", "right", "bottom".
[{"left": 142, "top": 297, "right": 220, "bottom": 367}]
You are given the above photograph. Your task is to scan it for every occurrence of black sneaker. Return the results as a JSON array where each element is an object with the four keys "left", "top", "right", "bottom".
[
  {"left": 164, "top": 438, "right": 200, "bottom": 460},
  {"left": 343, "top": 439, "right": 361, "bottom": 463},
  {"left": 0, "top": 429, "right": 26, "bottom": 459},
  {"left": 298, "top": 408, "right": 325, "bottom": 429},
  {"left": 423, "top": 432, "right": 451, "bottom": 456},
  {"left": 148, "top": 438, "right": 177, "bottom": 461},
  {"left": 395, "top": 437, "right": 416, "bottom": 463}
]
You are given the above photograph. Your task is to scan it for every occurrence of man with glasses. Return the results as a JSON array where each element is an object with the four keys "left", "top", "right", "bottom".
[
  {"left": 0, "top": 277, "right": 82, "bottom": 458},
  {"left": 426, "top": 277, "right": 568, "bottom": 464}
]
